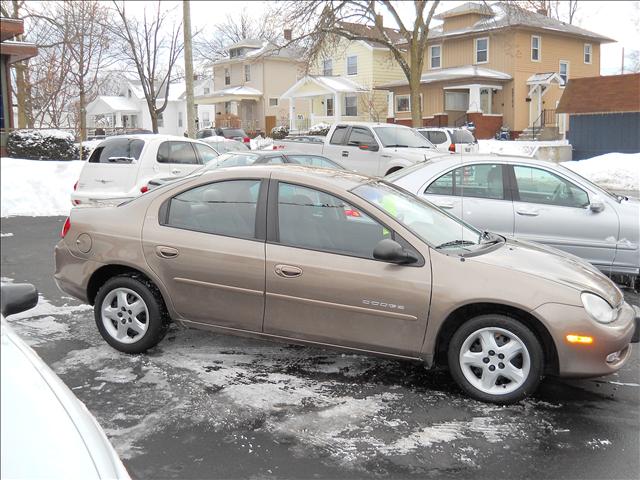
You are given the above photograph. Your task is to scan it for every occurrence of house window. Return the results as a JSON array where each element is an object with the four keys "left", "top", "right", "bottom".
[
  {"left": 444, "top": 92, "right": 469, "bottom": 111},
  {"left": 531, "top": 35, "right": 541, "bottom": 61},
  {"left": 396, "top": 95, "right": 410, "bottom": 112},
  {"left": 584, "top": 44, "right": 592, "bottom": 64},
  {"left": 127, "top": 89, "right": 132, "bottom": 98},
  {"left": 178, "top": 111, "right": 183, "bottom": 128},
  {"left": 224, "top": 101, "right": 231, "bottom": 114},
  {"left": 157, "top": 112, "right": 164, "bottom": 128},
  {"left": 225, "top": 68, "right": 230, "bottom": 85},
  {"left": 559, "top": 61, "right": 569, "bottom": 86},
  {"left": 204, "top": 86, "right": 210, "bottom": 95},
  {"left": 430, "top": 45, "right": 441, "bottom": 69},
  {"left": 244, "top": 64, "right": 251, "bottom": 82},
  {"left": 347, "top": 55, "right": 358, "bottom": 75},
  {"left": 326, "top": 97, "right": 334, "bottom": 116},
  {"left": 202, "top": 111, "right": 210, "bottom": 126},
  {"left": 323, "top": 58, "right": 333, "bottom": 76},
  {"left": 269, "top": 97, "right": 278, "bottom": 107},
  {"left": 475, "top": 37, "right": 489, "bottom": 64},
  {"left": 344, "top": 95, "right": 357, "bottom": 116}
]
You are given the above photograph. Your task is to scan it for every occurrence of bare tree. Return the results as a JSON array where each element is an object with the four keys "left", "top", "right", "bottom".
[
  {"left": 515, "top": 0, "right": 580, "bottom": 24},
  {"left": 275, "top": 1, "right": 439, "bottom": 127},
  {"left": 110, "top": 1, "right": 184, "bottom": 133}
]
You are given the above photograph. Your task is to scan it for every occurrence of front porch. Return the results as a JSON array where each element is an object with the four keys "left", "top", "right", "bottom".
[
  {"left": 85, "top": 96, "right": 141, "bottom": 138},
  {"left": 196, "top": 86, "right": 263, "bottom": 132}
]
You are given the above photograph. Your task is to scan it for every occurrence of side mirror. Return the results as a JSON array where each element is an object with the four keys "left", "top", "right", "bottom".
[
  {"left": 1, "top": 284, "right": 38, "bottom": 317},
  {"left": 589, "top": 201, "right": 604, "bottom": 213},
  {"left": 373, "top": 239, "right": 418, "bottom": 265},
  {"left": 359, "top": 144, "right": 379, "bottom": 152}
]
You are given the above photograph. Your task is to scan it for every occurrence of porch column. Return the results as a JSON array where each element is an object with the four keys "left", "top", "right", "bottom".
[
  {"left": 467, "top": 85, "right": 482, "bottom": 113},
  {"left": 387, "top": 91, "right": 394, "bottom": 119},
  {"left": 309, "top": 98, "right": 314, "bottom": 125},
  {"left": 334, "top": 92, "right": 342, "bottom": 122},
  {"left": 537, "top": 85, "right": 542, "bottom": 126},
  {"left": 289, "top": 99, "right": 295, "bottom": 131},
  {"left": 230, "top": 101, "right": 239, "bottom": 116}
]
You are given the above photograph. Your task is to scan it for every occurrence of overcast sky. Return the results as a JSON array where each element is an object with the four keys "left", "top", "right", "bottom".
[{"left": 124, "top": 1, "right": 640, "bottom": 75}]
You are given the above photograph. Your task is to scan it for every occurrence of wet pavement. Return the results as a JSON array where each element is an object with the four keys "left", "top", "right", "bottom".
[{"left": 1, "top": 216, "right": 639, "bottom": 480}]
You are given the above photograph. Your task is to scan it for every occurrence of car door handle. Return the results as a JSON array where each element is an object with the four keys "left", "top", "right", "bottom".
[
  {"left": 341, "top": 150, "right": 349, "bottom": 157},
  {"left": 275, "top": 264, "right": 302, "bottom": 278},
  {"left": 434, "top": 201, "right": 454, "bottom": 209},
  {"left": 156, "top": 246, "right": 179, "bottom": 259},
  {"left": 516, "top": 208, "right": 540, "bottom": 216},
  {"left": 171, "top": 169, "right": 181, "bottom": 175}
]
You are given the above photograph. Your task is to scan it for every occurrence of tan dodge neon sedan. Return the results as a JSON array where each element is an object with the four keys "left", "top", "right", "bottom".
[{"left": 54, "top": 166, "right": 639, "bottom": 403}]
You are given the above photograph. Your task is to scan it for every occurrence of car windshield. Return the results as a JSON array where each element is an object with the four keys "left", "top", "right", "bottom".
[
  {"left": 223, "top": 129, "right": 247, "bottom": 138},
  {"left": 353, "top": 181, "right": 485, "bottom": 251},
  {"left": 373, "top": 127, "right": 435, "bottom": 149}
]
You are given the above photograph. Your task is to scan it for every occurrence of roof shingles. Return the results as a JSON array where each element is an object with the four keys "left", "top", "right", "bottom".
[{"left": 556, "top": 74, "right": 640, "bottom": 114}]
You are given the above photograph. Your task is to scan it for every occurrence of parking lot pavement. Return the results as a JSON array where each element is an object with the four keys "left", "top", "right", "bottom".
[{"left": 2, "top": 216, "right": 639, "bottom": 480}]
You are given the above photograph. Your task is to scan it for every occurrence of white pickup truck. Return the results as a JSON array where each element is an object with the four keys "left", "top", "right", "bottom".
[{"left": 274, "top": 122, "right": 448, "bottom": 176}]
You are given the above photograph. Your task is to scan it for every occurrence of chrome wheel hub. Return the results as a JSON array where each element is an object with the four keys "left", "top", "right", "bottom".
[
  {"left": 459, "top": 327, "right": 530, "bottom": 395},
  {"left": 101, "top": 288, "right": 149, "bottom": 344}
]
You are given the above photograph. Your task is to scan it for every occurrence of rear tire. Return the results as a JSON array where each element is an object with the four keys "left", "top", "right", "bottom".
[
  {"left": 447, "top": 314, "right": 543, "bottom": 404},
  {"left": 94, "top": 274, "right": 170, "bottom": 354}
]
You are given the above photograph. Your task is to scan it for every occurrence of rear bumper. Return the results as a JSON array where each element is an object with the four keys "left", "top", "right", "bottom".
[
  {"left": 53, "top": 241, "right": 103, "bottom": 304},
  {"left": 71, "top": 192, "right": 134, "bottom": 207},
  {"left": 534, "top": 301, "right": 636, "bottom": 378}
]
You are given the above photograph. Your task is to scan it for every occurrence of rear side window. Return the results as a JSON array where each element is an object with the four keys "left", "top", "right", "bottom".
[
  {"left": 450, "top": 129, "right": 476, "bottom": 143},
  {"left": 165, "top": 180, "right": 261, "bottom": 238},
  {"left": 427, "top": 131, "right": 448, "bottom": 144},
  {"left": 329, "top": 125, "right": 348, "bottom": 145},
  {"left": 192, "top": 143, "right": 219, "bottom": 164},
  {"left": 88, "top": 139, "right": 144, "bottom": 163},
  {"left": 426, "top": 164, "right": 504, "bottom": 199},
  {"left": 157, "top": 141, "right": 200, "bottom": 165}
]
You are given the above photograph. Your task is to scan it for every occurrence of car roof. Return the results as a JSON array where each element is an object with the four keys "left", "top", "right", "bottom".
[
  {"left": 98, "top": 134, "right": 214, "bottom": 146},
  {"left": 335, "top": 121, "right": 412, "bottom": 129}
]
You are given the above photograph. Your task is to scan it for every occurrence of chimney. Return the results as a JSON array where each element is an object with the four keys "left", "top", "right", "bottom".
[
  {"left": 537, "top": 8, "right": 548, "bottom": 16},
  {"left": 284, "top": 29, "right": 292, "bottom": 41}
]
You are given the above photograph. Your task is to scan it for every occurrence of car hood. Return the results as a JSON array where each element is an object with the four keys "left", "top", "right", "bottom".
[{"left": 473, "top": 237, "right": 623, "bottom": 307}]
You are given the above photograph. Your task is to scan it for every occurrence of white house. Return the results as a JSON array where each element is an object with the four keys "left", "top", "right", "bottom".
[{"left": 86, "top": 78, "right": 215, "bottom": 137}]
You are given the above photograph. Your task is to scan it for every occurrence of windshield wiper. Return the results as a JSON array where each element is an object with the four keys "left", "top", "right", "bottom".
[
  {"left": 435, "top": 239, "right": 476, "bottom": 250},
  {"left": 385, "top": 144, "right": 409, "bottom": 148}
]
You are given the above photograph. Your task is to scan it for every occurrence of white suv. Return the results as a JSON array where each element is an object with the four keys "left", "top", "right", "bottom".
[{"left": 416, "top": 127, "right": 479, "bottom": 154}]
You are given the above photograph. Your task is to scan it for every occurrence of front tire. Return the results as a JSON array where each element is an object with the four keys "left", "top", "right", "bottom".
[
  {"left": 447, "top": 315, "right": 543, "bottom": 404},
  {"left": 94, "top": 274, "right": 170, "bottom": 354}
]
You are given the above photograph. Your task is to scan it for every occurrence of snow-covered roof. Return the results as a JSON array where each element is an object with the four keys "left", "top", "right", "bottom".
[
  {"left": 527, "top": 72, "right": 563, "bottom": 85},
  {"left": 86, "top": 96, "right": 139, "bottom": 114},
  {"left": 195, "top": 85, "right": 263, "bottom": 104},
  {"left": 434, "top": 2, "right": 493, "bottom": 20},
  {"left": 378, "top": 66, "right": 511, "bottom": 89},
  {"left": 281, "top": 76, "right": 367, "bottom": 99},
  {"left": 425, "top": 2, "right": 614, "bottom": 43},
  {"left": 214, "top": 40, "right": 304, "bottom": 65}
]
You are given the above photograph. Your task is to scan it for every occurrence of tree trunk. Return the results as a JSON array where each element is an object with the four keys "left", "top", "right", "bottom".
[
  {"left": 150, "top": 109, "right": 159, "bottom": 134},
  {"left": 79, "top": 84, "right": 87, "bottom": 141},
  {"left": 409, "top": 45, "right": 423, "bottom": 128},
  {"left": 15, "top": 62, "right": 28, "bottom": 128}
]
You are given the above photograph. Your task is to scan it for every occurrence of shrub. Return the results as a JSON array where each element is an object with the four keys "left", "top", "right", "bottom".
[
  {"left": 270, "top": 125, "right": 290, "bottom": 140},
  {"left": 7, "top": 129, "right": 78, "bottom": 161},
  {"left": 308, "top": 122, "right": 330, "bottom": 136}
]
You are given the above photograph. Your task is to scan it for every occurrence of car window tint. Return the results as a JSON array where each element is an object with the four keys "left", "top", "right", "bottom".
[
  {"left": 277, "top": 183, "right": 389, "bottom": 259},
  {"left": 193, "top": 143, "right": 219, "bottom": 164},
  {"left": 89, "top": 139, "right": 144, "bottom": 163},
  {"left": 346, "top": 127, "right": 376, "bottom": 146},
  {"left": 514, "top": 166, "right": 589, "bottom": 208},
  {"left": 166, "top": 180, "right": 260, "bottom": 238},
  {"left": 425, "top": 171, "right": 454, "bottom": 195},
  {"left": 454, "top": 164, "right": 504, "bottom": 200},
  {"left": 329, "top": 125, "right": 348, "bottom": 145},
  {"left": 157, "top": 141, "right": 200, "bottom": 165},
  {"left": 428, "top": 131, "right": 448, "bottom": 144}
]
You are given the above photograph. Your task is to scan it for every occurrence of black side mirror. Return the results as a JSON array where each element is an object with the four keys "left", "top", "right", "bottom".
[
  {"left": 1, "top": 284, "right": 39, "bottom": 317},
  {"left": 359, "top": 143, "right": 379, "bottom": 152},
  {"left": 373, "top": 239, "right": 418, "bottom": 265}
]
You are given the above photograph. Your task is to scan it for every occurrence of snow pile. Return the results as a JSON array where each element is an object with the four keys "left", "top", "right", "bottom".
[
  {"left": 1, "top": 158, "right": 83, "bottom": 217},
  {"left": 7, "top": 129, "right": 78, "bottom": 161},
  {"left": 270, "top": 125, "right": 289, "bottom": 140},
  {"left": 308, "top": 122, "right": 331, "bottom": 136},
  {"left": 562, "top": 153, "right": 640, "bottom": 193},
  {"left": 478, "top": 139, "right": 569, "bottom": 157},
  {"left": 250, "top": 136, "right": 274, "bottom": 150}
]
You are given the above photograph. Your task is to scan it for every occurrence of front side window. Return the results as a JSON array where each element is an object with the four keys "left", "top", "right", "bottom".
[
  {"left": 475, "top": 37, "right": 489, "bottom": 64},
  {"left": 89, "top": 139, "right": 145, "bottom": 164},
  {"left": 278, "top": 183, "right": 388, "bottom": 258},
  {"left": 244, "top": 64, "right": 251, "bottom": 82},
  {"left": 559, "top": 61, "right": 569, "bottom": 86},
  {"left": 426, "top": 164, "right": 504, "bottom": 200},
  {"left": 192, "top": 143, "right": 219, "bottom": 164},
  {"left": 514, "top": 165, "right": 589, "bottom": 208},
  {"left": 347, "top": 127, "right": 376, "bottom": 147},
  {"left": 225, "top": 68, "right": 230, "bottom": 85},
  {"left": 373, "top": 127, "right": 433, "bottom": 148},
  {"left": 531, "top": 35, "right": 540, "bottom": 61},
  {"left": 396, "top": 95, "right": 410, "bottom": 112},
  {"left": 430, "top": 45, "right": 441, "bottom": 69},
  {"left": 345, "top": 95, "right": 358, "bottom": 116},
  {"left": 347, "top": 55, "right": 358, "bottom": 75},
  {"left": 323, "top": 58, "right": 333, "bottom": 76},
  {"left": 157, "top": 141, "right": 199, "bottom": 165},
  {"left": 165, "top": 180, "right": 260, "bottom": 238},
  {"left": 584, "top": 44, "right": 592, "bottom": 64}
]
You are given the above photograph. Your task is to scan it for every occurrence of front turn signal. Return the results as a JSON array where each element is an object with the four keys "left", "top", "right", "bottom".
[{"left": 566, "top": 334, "right": 594, "bottom": 345}]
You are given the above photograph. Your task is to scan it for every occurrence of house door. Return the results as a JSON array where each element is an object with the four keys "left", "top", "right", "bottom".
[
  {"left": 480, "top": 88, "right": 491, "bottom": 114},
  {"left": 529, "top": 86, "right": 542, "bottom": 127},
  {"left": 265, "top": 115, "right": 276, "bottom": 134}
]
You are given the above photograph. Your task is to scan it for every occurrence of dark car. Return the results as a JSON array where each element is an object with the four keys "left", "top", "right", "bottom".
[
  {"left": 146, "top": 151, "right": 346, "bottom": 190},
  {"left": 196, "top": 128, "right": 250, "bottom": 144}
]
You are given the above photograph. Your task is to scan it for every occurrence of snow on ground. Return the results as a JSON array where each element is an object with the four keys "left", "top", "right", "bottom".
[
  {"left": 478, "top": 139, "right": 569, "bottom": 157},
  {"left": 562, "top": 153, "right": 640, "bottom": 193},
  {"left": 1, "top": 158, "right": 83, "bottom": 217}
]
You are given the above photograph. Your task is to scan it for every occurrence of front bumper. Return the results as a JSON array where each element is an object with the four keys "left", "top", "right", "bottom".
[{"left": 534, "top": 301, "right": 636, "bottom": 378}]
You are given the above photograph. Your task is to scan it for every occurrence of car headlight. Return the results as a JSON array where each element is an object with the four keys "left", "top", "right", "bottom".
[{"left": 581, "top": 292, "right": 616, "bottom": 324}]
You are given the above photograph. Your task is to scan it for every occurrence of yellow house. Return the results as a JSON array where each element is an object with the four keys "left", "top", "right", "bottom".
[
  {"left": 379, "top": 2, "right": 613, "bottom": 139},
  {"left": 196, "top": 39, "right": 308, "bottom": 134},
  {"left": 281, "top": 25, "right": 406, "bottom": 129}
]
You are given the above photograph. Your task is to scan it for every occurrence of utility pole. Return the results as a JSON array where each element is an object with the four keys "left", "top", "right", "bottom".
[
  {"left": 183, "top": 0, "right": 196, "bottom": 138},
  {"left": 621, "top": 47, "right": 625, "bottom": 74}
]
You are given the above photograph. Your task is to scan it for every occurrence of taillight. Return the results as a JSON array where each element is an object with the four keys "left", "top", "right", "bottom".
[
  {"left": 73, "top": 181, "right": 78, "bottom": 191},
  {"left": 140, "top": 185, "right": 149, "bottom": 193},
  {"left": 61, "top": 217, "right": 71, "bottom": 238},
  {"left": 243, "top": 137, "right": 250, "bottom": 143},
  {"left": 72, "top": 200, "right": 81, "bottom": 206},
  {"left": 448, "top": 143, "right": 456, "bottom": 152}
]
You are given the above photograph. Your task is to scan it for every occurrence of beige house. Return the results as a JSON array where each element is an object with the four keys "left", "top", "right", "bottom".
[
  {"left": 281, "top": 26, "right": 406, "bottom": 129},
  {"left": 380, "top": 2, "right": 612, "bottom": 139},
  {"left": 197, "top": 39, "right": 307, "bottom": 134}
]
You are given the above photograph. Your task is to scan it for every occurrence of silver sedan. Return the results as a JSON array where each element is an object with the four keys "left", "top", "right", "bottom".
[{"left": 388, "top": 155, "right": 639, "bottom": 278}]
